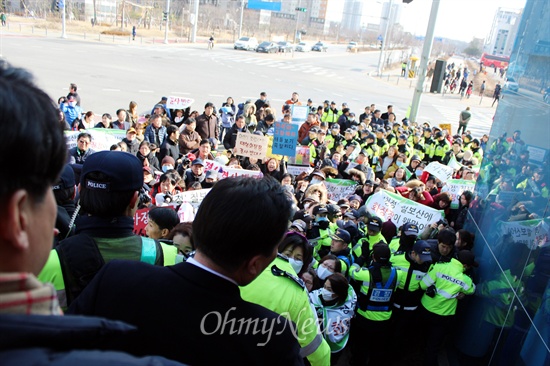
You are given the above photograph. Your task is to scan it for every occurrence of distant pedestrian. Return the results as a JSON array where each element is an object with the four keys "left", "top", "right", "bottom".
[
  {"left": 492, "top": 82, "right": 502, "bottom": 107},
  {"left": 466, "top": 81, "right": 473, "bottom": 99},
  {"left": 457, "top": 107, "right": 472, "bottom": 135},
  {"left": 132, "top": 26, "right": 136, "bottom": 40},
  {"left": 1, "top": 13, "right": 6, "bottom": 26},
  {"left": 401, "top": 61, "right": 407, "bottom": 76},
  {"left": 479, "top": 80, "right": 486, "bottom": 97}
]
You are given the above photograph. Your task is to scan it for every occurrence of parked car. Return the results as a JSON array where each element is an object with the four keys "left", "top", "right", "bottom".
[
  {"left": 277, "top": 41, "right": 294, "bottom": 53},
  {"left": 504, "top": 77, "right": 519, "bottom": 92},
  {"left": 346, "top": 42, "right": 358, "bottom": 52},
  {"left": 312, "top": 42, "right": 328, "bottom": 52},
  {"left": 256, "top": 41, "right": 279, "bottom": 53},
  {"left": 234, "top": 36, "right": 258, "bottom": 51},
  {"left": 295, "top": 42, "right": 310, "bottom": 52}
]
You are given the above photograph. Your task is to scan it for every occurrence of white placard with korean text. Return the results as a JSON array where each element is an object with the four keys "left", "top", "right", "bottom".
[{"left": 365, "top": 190, "right": 443, "bottom": 232}]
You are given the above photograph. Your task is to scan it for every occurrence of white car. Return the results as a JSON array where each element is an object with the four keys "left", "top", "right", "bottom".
[
  {"left": 504, "top": 77, "right": 519, "bottom": 92},
  {"left": 295, "top": 42, "right": 310, "bottom": 52},
  {"left": 234, "top": 37, "right": 258, "bottom": 51},
  {"left": 347, "top": 42, "right": 358, "bottom": 52}
]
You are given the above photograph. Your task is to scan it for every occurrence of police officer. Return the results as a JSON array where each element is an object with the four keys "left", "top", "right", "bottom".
[
  {"left": 422, "top": 127, "right": 436, "bottom": 162},
  {"left": 432, "top": 131, "right": 451, "bottom": 163},
  {"left": 390, "top": 240, "right": 432, "bottom": 361},
  {"left": 328, "top": 228, "right": 354, "bottom": 277},
  {"left": 241, "top": 246, "right": 331, "bottom": 366},
  {"left": 352, "top": 216, "right": 386, "bottom": 263},
  {"left": 420, "top": 239, "right": 475, "bottom": 366},
  {"left": 309, "top": 205, "right": 333, "bottom": 260},
  {"left": 388, "top": 222, "right": 420, "bottom": 254},
  {"left": 350, "top": 243, "right": 401, "bottom": 365},
  {"left": 39, "top": 151, "right": 178, "bottom": 308}
]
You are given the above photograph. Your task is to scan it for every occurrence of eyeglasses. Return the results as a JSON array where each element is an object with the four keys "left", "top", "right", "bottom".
[{"left": 78, "top": 140, "right": 90, "bottom": 144}]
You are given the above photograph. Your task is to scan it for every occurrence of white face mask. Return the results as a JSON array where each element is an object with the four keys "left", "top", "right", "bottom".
[
  {"left": 321, "top": 288, "right": 336, "bottom": 301},
  {"left": 311, "top": 178, "right": 322, "bottom": 185},
  {"left": 162, "top": 165, "right": 173, "bottom": 173},
  {"left": 415, "top": 169, "right": 423, "bottom": 176},
  {"left": 317, "top": 265, "right": 333, "bottom": 280},
  {"left": 288, "top": 258, "right": 303, "bottom": 274},
  {"left": 69, "top": 101, "right": 76, "bottom": 107}
]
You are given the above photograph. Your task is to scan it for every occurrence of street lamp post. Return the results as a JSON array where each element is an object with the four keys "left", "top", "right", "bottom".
[
  {"left": 163, "top": 0, "right": 170, "bottom": 44},
  {"left": 377, "top": 0, "right": 393, "bottom": 76},
  {"left": 60, "top": 0, "right": 66, "bottom": 38},
  {"left": 294, "top": 0, "right": 302, "bottom": 44},
  {"left": 238, "top": 0, "right": 244, "bottom": 39},
  {"left": 409, "top": 0, "right": 441, "bottom": 123},
  {"left": 191, "top": 0, "right": 198, "bottom": 43}
]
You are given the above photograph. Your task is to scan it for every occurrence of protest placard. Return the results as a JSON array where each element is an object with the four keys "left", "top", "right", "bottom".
[
  {"left": 424, "top": 161, "right": 455, "bottom": 182},
  {"left": 441, "top": 179, "right": 476, "bottom": 209},
  {"left": 287, "top": 165, "right": 313, "bottom": 177},
  {"left": 233, "top": 132, "right": 269, "bottom": 160},
  {"left": 203, "top": 159, "right": 224, "bottom": 173},
  {"left": 133, "top": 207, "right": 150, "bottom": 236},
  {"left": 288, "top": 146, "right": 311, "bottom": 166},
  {"left": 219, "top": 167, "right": 262, "bottom": 179},
  {"left": 65, "top": 129, "right": 126, "bottom": 150},
  {"left": 272, "top": 122, "right": 298, "bottom": 157},
  {"left": 447, "top": 154, "right": 462, "bottom": 170},
  {"left": 291, "top": 105, "right": 309, "bottom": 123},
  {"left": 325, "top": 178, "right": 358, "bottom": 201},
  {"left": 166, "top": 96, "right": 195, "bottom": 109},
  {"left": 497, "top": 218, "right": 549, "bottom": 249},
  {"left": 365, "top": 190, "right": 443, "bottom": 231}
]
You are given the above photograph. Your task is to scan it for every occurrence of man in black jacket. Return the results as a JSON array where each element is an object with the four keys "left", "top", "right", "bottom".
[
  {"left": 223, "top": 115, "right": 249, "bottom": 150},
  {"left": 69, "top": 177, "right": 304, "bottom": 366},
  {"left": 159, "top": 125, "right": 180, "bottom": 163}
]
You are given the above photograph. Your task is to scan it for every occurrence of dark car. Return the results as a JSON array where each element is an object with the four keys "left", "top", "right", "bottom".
[
  {"left": 312, "top": 42, "right": 328, "bottom": 52},
  {"left": 256, "top": 42, "right": 278, "bottom": 53},
  {"left": 277, "top": 41, "right": 294, "bottom": 53}
]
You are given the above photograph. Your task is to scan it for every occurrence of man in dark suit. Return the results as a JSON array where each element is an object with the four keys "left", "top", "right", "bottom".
[{"left": 69, "top": 177, "right": 303, "bottom": 366}]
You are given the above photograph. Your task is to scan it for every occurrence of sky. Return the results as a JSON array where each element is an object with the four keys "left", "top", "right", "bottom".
[{"left": 397, "top": 0, "right": 527, "bottom": 43}]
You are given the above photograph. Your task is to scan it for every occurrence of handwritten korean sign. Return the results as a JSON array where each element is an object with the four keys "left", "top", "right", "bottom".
[
  {"left": 233, "top": 132, "right": 269, "bottom": 160},
  {"left": 166, "top": 96, "right": 195, "bottom": 109},
  {"left": 365, "top": 190, "right": 443, "bottom": 232},
  {"left": 272, "top": 122, "right": 298, "bottom": 157},
  {"left": 325, "top": 178, "right": 358, "bottom": 201},
  {"left": 424, "top": 161, "right": 455, "bottom": 183},
  {"left": 441, "top": 179, "right": 476, "bottom": 209}
]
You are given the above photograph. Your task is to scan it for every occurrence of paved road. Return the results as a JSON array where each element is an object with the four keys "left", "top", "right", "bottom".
[{"left": 0, "top": 35, "right": 495, "bottom": 138}]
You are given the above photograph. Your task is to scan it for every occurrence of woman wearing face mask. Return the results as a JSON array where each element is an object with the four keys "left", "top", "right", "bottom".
[
  {"left": 316, "top": 255, "right": 342, "bottom": 283},
  {"left": 278, "top": 231, "right": 313, "bottom": 276},
  {"left": 309, "top": 273, "right": 357, "bottom": 364}
]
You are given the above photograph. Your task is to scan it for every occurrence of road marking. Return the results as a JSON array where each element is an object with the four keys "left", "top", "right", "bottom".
[
  {"left": 275, "top": 79, "right": 283, "bottom": 82},
  {"left": 333, "top": 93, "right": 344, "bottom": 97},
  {"left": 314, "top": 88, "right": 324, "bottom": 92}
]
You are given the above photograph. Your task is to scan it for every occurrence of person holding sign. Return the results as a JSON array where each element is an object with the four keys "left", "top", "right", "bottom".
[{"left": 223, "top": 115, "right": 249, "bottom": 151}]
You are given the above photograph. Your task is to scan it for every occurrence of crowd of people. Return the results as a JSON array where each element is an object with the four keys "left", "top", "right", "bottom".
[{"left": 2, "top": 64, "right": 548, "bottom": 366}]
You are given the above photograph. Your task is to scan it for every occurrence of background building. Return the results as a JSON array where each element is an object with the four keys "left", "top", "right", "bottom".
[
  {"left": 484, "top": 7, "right": 522, "bottom": 56},
  {"left": 379, "top": 0, "right": 402, "bottom": 34}
]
